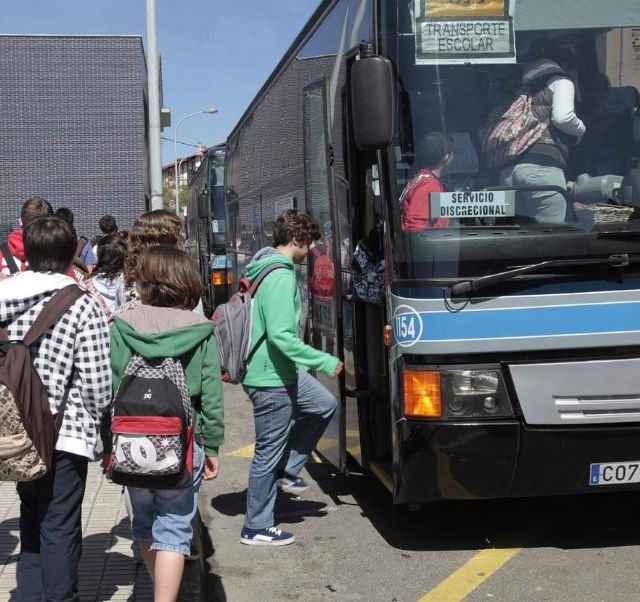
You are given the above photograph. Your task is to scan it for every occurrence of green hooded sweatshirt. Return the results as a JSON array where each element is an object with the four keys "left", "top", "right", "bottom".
[
  {"left": 243, "top": 253, "right": 339, "bottom": 387},
  {"left": 109, "top": 306, "right": 224, "bottom": 456}
]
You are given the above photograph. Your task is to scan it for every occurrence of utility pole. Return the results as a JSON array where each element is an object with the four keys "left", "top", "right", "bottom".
[{"left": 146, "top": 0, "right": 164, "bottom": 209}]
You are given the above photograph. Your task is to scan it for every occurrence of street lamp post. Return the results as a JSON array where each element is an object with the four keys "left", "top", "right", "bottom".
[
  {"left": 173, "top": 108, "right": 217, "bottom": 217},
  {"left": 178, "top": 142, "right": 206, "bottom": 184}
]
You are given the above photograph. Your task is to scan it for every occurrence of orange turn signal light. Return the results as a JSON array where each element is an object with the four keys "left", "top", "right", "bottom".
[
  {"left": 403, "top": 370, "right": 442, "bottom": 418},
  {"left": 211, "top": 271, "right": 224, "bottom": 286}
]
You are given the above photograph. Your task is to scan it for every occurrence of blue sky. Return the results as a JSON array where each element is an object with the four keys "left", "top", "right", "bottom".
[{"left": 2, "top": 0, "right": 320, "bottom": 164}]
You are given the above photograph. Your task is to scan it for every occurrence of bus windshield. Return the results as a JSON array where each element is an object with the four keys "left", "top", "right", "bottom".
[
  {"left": 209, "top": 148, "right": 226, "bottom": 251},
  {"left": 386, "top": 1, "right": 640, "bottom": 282}
]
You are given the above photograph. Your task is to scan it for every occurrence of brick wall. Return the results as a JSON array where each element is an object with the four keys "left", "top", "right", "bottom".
[{"left": 0, "top": 35, "right": 150, "bottom": 238}]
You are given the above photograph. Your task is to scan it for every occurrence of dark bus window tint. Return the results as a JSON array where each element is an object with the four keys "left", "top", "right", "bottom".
[{"left": 298, "top": 0, "right": 372, "bottom": 60}]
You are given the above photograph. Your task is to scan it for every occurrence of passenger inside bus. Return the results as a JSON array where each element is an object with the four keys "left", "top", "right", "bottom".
[
  {"left": 396, "top": 30, "right": 640, "bottom": 235},
  {"left": 400, "top": 131, "right": 453, "bottom": 231},
  {"left": 575, "top": 71, "right": 637, "bottom": 177},
  {"left": 496, "top": 39, "right": 586, "bottom": 223}
]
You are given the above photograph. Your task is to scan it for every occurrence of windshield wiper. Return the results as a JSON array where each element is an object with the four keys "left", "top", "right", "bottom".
[{"left": 449, "top": 254, "right": 633, "bottom": 297}]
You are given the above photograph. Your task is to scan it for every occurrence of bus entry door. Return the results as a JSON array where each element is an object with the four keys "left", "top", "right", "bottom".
[{"left": 303, "top": 77, "right": 346, "bottom": 471}]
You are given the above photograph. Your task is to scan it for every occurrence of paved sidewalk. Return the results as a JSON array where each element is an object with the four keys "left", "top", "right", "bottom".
[{"left": 0, "top": 461, "right": 154, "bottom": 601}]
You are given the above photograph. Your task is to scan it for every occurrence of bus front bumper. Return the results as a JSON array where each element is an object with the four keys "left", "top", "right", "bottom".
[{"left": 394, "top": 420, "right": 640, "bottom": 504}]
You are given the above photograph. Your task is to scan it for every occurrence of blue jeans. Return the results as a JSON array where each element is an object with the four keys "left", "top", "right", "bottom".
[
  {"left": 243, "top": 370, "right": 336, "bottom": 529},
  {"left": 127, "top": 443, "right": 205, "bottom": 556}
]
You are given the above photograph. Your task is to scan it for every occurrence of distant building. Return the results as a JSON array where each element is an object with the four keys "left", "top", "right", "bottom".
[
  {"left": 0, "top": 35, "right": 159, "bottom": 237},
  {"left": 162, "top": 146, "right": 209, "bottom": 206}
]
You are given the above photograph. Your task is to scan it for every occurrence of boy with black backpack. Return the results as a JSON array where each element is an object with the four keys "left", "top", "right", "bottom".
[
  {"left": 105, "top": 245, "right": 223, "bottom": 602},
  {"left": 0, "top": 216, "right": 111, "bottom": 601}
]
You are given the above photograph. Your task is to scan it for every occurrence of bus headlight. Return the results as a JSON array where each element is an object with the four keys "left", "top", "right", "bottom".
[
  {"left": 403, "top": 366, "right": 513, "bottom": 419},
  {"left": 451, "top": 371, "right": 499, "bottom": 396}
]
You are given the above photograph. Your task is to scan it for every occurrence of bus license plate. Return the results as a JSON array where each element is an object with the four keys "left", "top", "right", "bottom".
[{"left": 589, "top": 462, "right": 640, "bottom": 486}]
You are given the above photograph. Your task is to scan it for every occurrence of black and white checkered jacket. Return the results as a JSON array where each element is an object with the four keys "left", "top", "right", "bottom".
[{"left": 0, "top": 272, "right": 111, "bottom": 459}]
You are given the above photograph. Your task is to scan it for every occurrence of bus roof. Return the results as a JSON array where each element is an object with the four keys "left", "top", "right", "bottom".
[
  {"left": 516, "top": 0, "right": 640, "bottom": 31},
  {"left": 227, "top": 0, "right": 640, "bottom": 142},
  {"left": 227, "top": 0, "right": 333, "bottom": 144}
]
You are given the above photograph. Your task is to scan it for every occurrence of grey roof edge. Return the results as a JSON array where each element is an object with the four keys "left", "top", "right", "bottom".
[
  {"left": 0, "top": 34, "right": 148, "bottom": 75},
  {"left": 0, "top": 34, "right": 143, "bottom": 40}
]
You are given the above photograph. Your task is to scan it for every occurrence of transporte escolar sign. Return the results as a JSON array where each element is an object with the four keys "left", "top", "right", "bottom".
[{"left": 414, "top": 0, "right": 516, "bottom": 65}]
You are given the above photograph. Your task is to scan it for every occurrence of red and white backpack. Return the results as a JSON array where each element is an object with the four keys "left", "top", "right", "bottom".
[{"left": 108, "top": 354, "right": 194, "bottom": 489}]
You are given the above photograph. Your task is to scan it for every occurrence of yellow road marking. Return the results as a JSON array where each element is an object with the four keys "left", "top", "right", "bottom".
[
  {"left": 225, "top": 430, "right": 360, "bottom": 459},
  {"left": 225, "top": 444, "right": 254, "bottom": 458},
  {"left": 225, "top": 438, "right": 526, "bottom": 602},
  {"left": 346, "top": 445, "right": 361, "bottom": 456},
  {"left": 226, "top": 443, "right": 328, "bottom": 468},
  {"left": 418, "top": 546, "right": 522, "bottom": 602},
  {"left": 316, "top": 438, "right": 337, "bottom": 452},
  {"left": 225, "top": 442, "right": 342, "bottom": 460},
  {"left": 225, "top": 427, "right": 360, "bottom": 461},
  {"left": 368, "top": 461, "right": 393, "bottom": 493}
]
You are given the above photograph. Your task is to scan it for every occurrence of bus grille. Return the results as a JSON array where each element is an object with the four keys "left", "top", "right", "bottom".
[{"left": 509, "top": 358, "right": 640, "bottom": 425}]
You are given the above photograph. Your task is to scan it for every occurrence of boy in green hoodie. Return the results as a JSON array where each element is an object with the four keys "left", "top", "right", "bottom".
[
  {"left": 241, "top": 210, "right": 343, "bottom": 546},
  {"left": 108, "top": 246, "right": 224, "bottom": 602}
]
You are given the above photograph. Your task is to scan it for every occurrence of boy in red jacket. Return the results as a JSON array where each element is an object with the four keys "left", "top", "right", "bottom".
[
  {"left": 400, "top": 132, "right": 453, "bottom": 232},
  {"left": 0, "top": 196, "right": 53, "bottom": 276}
]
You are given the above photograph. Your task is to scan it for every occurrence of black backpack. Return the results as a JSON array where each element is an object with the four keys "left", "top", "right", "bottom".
[{"left": 108, "top": 354, "right": 194, "bottom": 489}]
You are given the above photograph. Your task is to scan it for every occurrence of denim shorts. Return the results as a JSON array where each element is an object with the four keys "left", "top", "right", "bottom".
[{"left": 127, "top": 443, "right": 205, "bottom": 555}]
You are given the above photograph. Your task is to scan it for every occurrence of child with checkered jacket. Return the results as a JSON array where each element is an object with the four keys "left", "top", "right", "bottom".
[{"left": 0, "top": 215, "right": 111, "bottom": 601}]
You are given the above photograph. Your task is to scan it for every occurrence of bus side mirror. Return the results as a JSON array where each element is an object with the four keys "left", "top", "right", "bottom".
[{"left": 350, "top": 51, "right": 395, "bottom": 151}]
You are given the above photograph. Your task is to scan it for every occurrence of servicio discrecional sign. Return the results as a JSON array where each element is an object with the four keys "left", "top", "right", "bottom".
[
  {"left": 414, "top": 0, "right": 516, "bottom": 65},
  {"left": 429, "top": 190, "right": 516, "bottom": 218}
]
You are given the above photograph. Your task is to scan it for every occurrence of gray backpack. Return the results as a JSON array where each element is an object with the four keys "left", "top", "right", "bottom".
[{"left": 212, "top": 262, "right": 287, "bottom": 384}]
